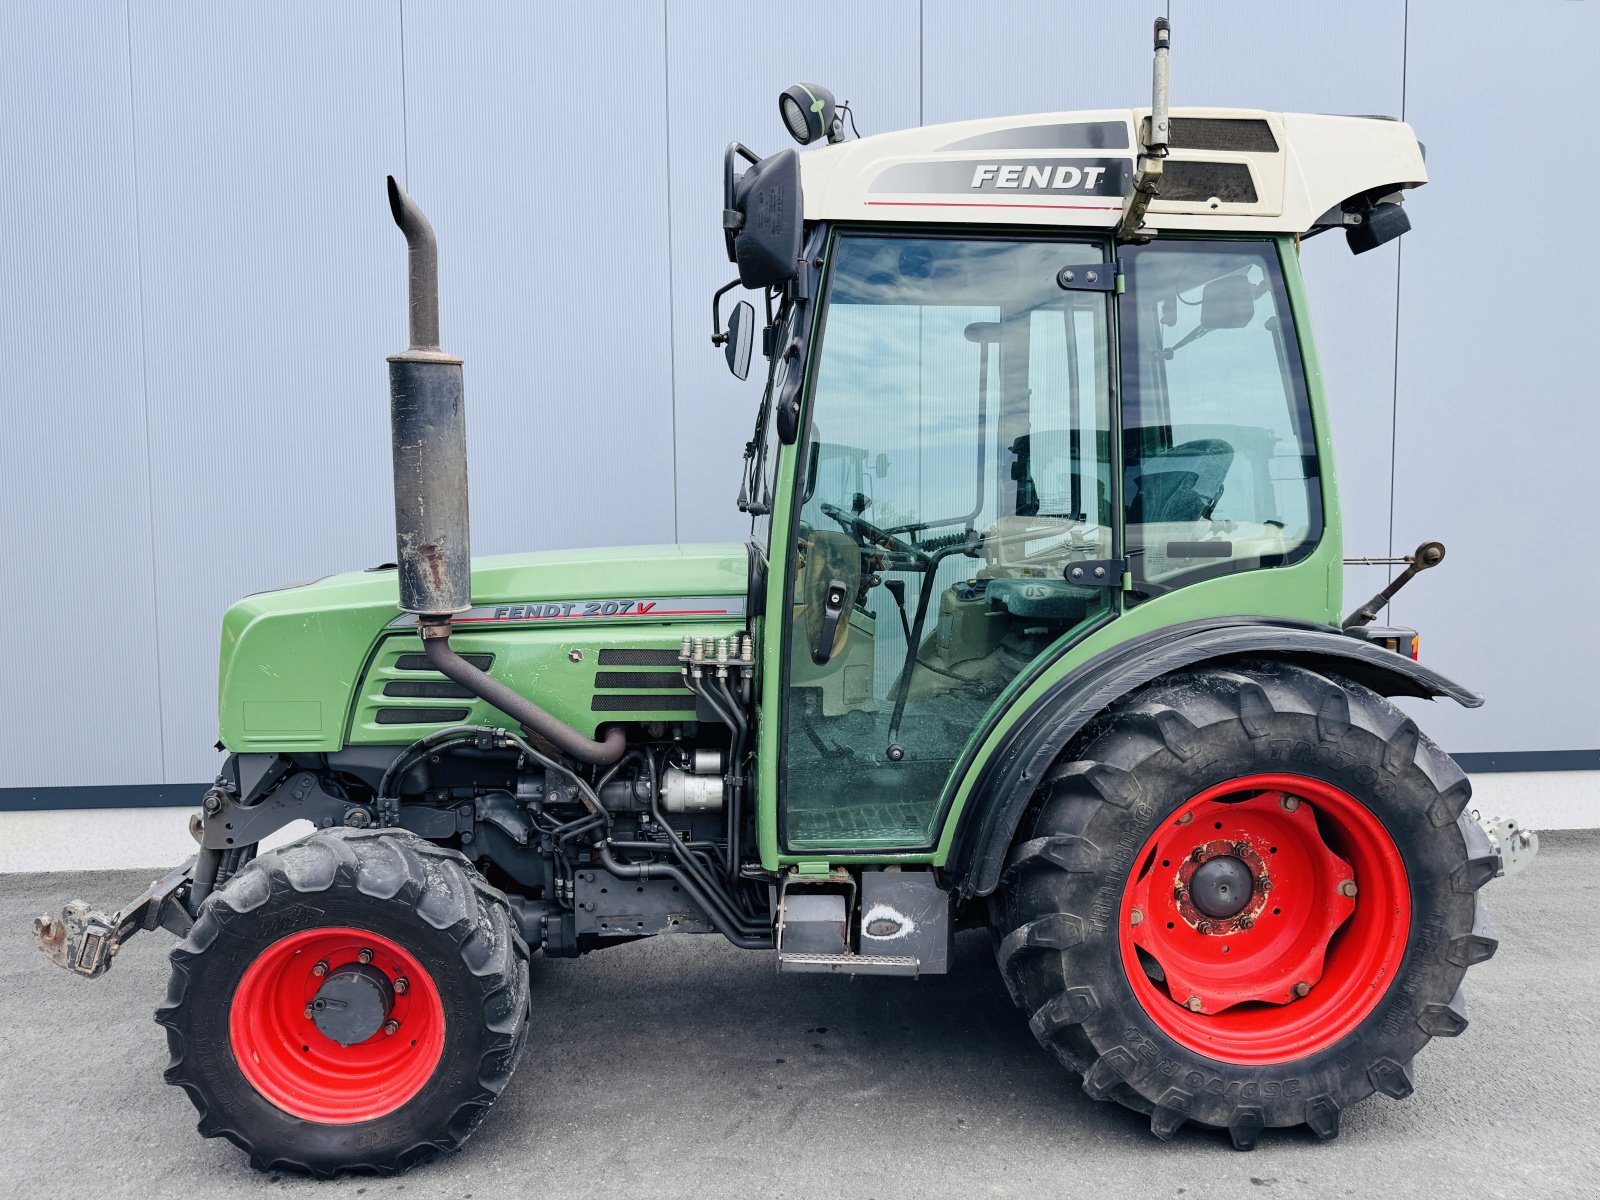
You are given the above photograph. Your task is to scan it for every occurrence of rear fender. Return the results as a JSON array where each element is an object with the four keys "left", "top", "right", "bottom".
[{"left": 942, "top": 618, "right": 1481, "bottom": 900}]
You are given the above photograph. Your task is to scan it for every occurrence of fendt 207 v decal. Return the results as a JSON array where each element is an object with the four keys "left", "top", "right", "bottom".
[{"left": 386, "top": 595, "right": 748, "bottom": 628}]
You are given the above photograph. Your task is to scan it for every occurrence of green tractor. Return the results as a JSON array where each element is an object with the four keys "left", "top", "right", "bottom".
[{"left": 36, "top": 18, "right": 1534, "bottom": 1175}]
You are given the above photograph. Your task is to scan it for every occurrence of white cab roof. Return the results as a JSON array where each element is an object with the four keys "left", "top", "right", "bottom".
[{"left": 797, "top": 107, "right": 1425, "bottom": 234}]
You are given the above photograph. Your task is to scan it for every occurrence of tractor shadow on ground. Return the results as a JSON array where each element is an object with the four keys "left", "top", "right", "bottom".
[{"left": 474, "top": 927, "right": 1319, "bottom": 1161}]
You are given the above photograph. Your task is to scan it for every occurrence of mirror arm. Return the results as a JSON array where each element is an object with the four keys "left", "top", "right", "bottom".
[{"left": 710, "top": 278, "right": 741, "bottom": 346}]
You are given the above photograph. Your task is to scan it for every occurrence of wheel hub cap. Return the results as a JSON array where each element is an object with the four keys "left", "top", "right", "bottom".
[
  {"left": 310, "top": 963, "right": 395, "bottom": 1046},
  {"left": 1189, "top": 854, "right": 1253, "bottom": 919}
]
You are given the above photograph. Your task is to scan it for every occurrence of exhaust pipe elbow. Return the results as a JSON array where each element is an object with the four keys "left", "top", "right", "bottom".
[
  {"left": 387, "top": 175, "right": 441, "bottom": 351},
  {"left": 423, "top": 632, "right": 627, "bottom": 765}
]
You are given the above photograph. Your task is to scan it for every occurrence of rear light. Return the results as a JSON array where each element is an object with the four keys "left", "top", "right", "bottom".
[{"left": 1344, "top": 625, "right": 1419, "bottom": 659}]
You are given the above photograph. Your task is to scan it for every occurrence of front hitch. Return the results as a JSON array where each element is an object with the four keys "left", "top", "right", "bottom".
[{"left": 34, "top": 857, "right": 197, "bottom": 979}]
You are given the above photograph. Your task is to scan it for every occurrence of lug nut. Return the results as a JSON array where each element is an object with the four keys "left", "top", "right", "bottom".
[
  {"left": 394, "top": 976, "right": 409, "bottom": 995},
  {"left": 1190, "top": 847, "right": 1207, "bottom": 863},
  {"left": 1280, "top": 796, "right": 1300, "bottom": 813},
  {"left": 311, "top": 960, "right": 328, "bottom": 978},
  {"left": 1185, "top": 995, "right": 1204, "bottom": 1012},
  {"left": 383, "top": 1020, "right": 399, "bottom": 1036},
  {"left": 304, "top": 1003, "right": 314, "bottom": 1018},
  {"left": 1258, "top": 874, "right": 1273, "bottom": 891},
  {"left": 1196, "top": 920, "right": 1213, "bottom": 935},
  {"left": 1293, "top": 980, "right": 1311, "bottom": 998},
  {"left": 1338, "top": 879, "right": 1359, "bottom": 898},
  {"left": 357, "top": 948, "right": 374, "bottom": 965},
  {"left": 1129, "top": 907, "right": 1144, "bottom": 926},
  {"left": 1233, "top": 841, "right": 1252, "bottom": 857},
  {"left": 1239, "top": 916, "right": 1255, "bottom": 930}
]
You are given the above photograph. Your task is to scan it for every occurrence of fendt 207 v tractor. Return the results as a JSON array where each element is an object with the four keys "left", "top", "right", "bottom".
[{"left": 36, "top": 20, "right": 1538, "bottom": 1175}]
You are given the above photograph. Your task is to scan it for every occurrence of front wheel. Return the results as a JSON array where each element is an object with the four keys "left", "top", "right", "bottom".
[
  {"left": 990, "top": 661, "right": 1498, "bottom": 1149},
  {"left": 157, "top": 828, "right": 530, "bottom": 1176}
]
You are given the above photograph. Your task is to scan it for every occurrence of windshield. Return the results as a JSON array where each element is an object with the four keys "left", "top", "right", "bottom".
[{"left": 781, "top": 232, "right": 1117, "bottom": 851}]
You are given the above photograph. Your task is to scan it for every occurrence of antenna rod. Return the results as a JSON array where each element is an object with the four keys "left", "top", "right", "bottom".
[{"left": 1118, "top": 16, "right": 1171, "bottom": 239}]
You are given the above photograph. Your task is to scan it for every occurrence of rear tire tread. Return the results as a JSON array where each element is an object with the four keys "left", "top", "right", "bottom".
[{"left": 989, "top": 660, "right": 1492, "bottom": 1150}]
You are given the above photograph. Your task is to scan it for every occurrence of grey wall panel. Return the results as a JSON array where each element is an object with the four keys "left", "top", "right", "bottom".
[
  {"left": 1172, "top": 0, "right": 1406, "bottom": 564},
  {"left": 1391, "top": 0, "right": 1599, "bottom": 753},
  {"left": 921, "top": 2, "right": 1156, "bottom": 125},
  {"left": 129, "top": 3, "right": 408, "bottom": 782},
  {"left": 401, "top": 1, "right": 677, "bottom": 557},
  {"left": 0, "top": 5, "right": 164, "bottom": 787},
  {"left": 3, "top": 1, "right": 1596, "bottom": 797},
  {"left": 665, "top": 0, "right": 922, "bottom": 544}
]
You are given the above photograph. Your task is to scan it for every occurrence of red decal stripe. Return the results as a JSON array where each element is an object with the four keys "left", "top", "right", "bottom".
[{"left": 865, "top": 200, "right": 1123, "bottom": 211}]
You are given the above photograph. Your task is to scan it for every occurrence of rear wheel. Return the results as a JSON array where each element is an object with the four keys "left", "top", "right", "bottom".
[
  {"left": 990, "top": 661, "right": 1498, "bottom": 1148},
  {"left": 157, "top": 828, "right": 530, "bottom": 1176}
]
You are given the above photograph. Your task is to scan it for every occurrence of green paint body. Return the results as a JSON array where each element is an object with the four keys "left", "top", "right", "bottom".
[
  {"left": 218, "top": 544, "right": 746, "bottom": 753},
  {"left": 216, "top": 234, "right": 1339, "bottom": 875}
]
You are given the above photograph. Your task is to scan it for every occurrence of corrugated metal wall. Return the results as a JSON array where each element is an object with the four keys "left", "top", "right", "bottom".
[{"left": 1, "top": 0, "right": 1594, "bottom": 794}]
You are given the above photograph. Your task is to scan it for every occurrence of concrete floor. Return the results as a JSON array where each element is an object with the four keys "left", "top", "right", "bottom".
[{"left": 2, "top": 835, "right": 1595, "bottom": 1200}]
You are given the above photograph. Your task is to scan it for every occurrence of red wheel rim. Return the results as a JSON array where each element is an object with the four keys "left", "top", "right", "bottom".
[
  {"left": 229, "top": 926, "right": 446, "bottom": 1123},
  {"left": 1119, "top": 773, "right": 1410, "bottom": 1065}
]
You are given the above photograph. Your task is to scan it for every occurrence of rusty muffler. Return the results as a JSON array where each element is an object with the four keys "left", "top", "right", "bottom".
[{"left": 386, "top": 175, "right": 470, "bottom": 617}]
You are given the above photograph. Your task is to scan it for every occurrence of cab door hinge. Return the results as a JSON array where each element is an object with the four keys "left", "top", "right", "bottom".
[
  {"left": 1063, "top": 559, "right": 1128, "bottom": 588},
  {"left": 1056, "top": 264, "right": 1121, "bottom": 293}
]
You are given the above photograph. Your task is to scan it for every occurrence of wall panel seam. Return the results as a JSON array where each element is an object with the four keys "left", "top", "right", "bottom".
[
  {"left": 662, "top": 0, "right": 680, "bottom": 542},
  {"left": 123, "top": 0, "right": 168, "bottom": 782}
]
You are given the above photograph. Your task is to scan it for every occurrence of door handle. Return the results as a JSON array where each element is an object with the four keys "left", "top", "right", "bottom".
[{"left": 811, "top": 579, "right": 849, "bottom": 665}]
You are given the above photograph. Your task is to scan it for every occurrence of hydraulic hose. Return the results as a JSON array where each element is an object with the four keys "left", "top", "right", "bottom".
[
  {"left": 598, "top": 844, "right": 773, "bottom": 949},
  {"left": 422, "top": 624, "right": 626, "bottom": 765}
]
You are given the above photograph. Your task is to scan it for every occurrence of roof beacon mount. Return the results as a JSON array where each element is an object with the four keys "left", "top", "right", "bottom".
[{"left": 1118, "top": 16, "right": 1171, "bottom": 240}]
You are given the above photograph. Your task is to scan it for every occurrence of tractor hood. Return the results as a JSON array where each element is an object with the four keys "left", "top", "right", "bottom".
[{"left": 218, "top": 543, "right": 748, "bottom": 753}]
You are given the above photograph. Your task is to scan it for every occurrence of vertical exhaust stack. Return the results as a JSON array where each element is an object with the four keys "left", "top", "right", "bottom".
[
  {"left": 386, "top": 175, "right": 471, "bottom": 617},
  {"left": 383, "top": 177, "right": 626, "bottom": 765}
]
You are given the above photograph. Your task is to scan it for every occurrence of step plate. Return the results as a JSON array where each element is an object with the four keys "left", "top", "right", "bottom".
[{"left": 777, "top": 951, "right": 921, "bottom": 977}]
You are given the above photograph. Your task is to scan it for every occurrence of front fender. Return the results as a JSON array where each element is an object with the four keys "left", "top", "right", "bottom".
[{"left": 943, "top": 617, "right": 1481, "bottom": 900}]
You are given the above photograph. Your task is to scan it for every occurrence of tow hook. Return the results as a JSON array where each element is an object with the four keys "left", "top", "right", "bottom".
[
  {"left": 34, "top": 857, "right": 198, "bottom": 979},
  {"left": 1477, "top": 813, "right": 1540, "bottom": 880}
]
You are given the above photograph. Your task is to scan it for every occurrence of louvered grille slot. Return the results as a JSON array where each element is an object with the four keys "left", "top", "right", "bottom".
[
  {"left": 597, "top": 648, "right": 682, "bottom": 666},
  {"left": 376, "top": 707, "right": 472, "bottom": 724},
  {"left": 394, "top": 652, "right": 493, "bottom": 672},
  {"left": 594, "top": 671, "right": 685, "bottom": 690},
  {"left": 591, "top": 694, "right": 697, "bottom": 712},
  {"left": 383, "top": 679, "right": 475, "bottom": 699}
]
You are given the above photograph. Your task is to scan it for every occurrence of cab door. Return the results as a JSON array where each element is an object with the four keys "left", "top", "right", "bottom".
[{"left": 772, "top": 230, "right": 1121, "bottom": 855}]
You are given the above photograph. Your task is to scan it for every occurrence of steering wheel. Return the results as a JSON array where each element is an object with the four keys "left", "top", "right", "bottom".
[{"left": 819, "top": 502, "right": 928, "bottom": 567}]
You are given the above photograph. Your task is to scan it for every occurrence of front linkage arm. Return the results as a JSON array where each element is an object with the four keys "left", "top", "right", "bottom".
[{"left": 34, "top": 856, "right": 196, "bottom": 979}]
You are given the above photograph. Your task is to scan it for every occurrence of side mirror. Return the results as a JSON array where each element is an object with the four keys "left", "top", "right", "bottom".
[
  {"left": 725, "top": 144, "right": 803, "bottom": 288},
  {"left": 1199, "top": 274, "right": 1255, "bottom": 330},
  {"left": 724, "top": 301, "right": 754, "bottom": 380}
]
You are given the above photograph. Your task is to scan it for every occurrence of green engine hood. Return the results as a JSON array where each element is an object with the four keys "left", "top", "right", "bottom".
[{"left": 218, "top": 543, "right": 749, "bottom": 753}]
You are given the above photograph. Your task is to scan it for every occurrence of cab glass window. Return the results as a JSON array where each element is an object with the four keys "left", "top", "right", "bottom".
[{"left": 1120, "top": 240, "right": 1320, "bottom": 594}]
